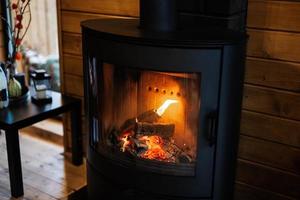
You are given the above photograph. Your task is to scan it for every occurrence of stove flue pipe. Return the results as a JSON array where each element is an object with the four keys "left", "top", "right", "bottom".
[{"left": 139, "top": 0, "right": 177, "bottom": 32}]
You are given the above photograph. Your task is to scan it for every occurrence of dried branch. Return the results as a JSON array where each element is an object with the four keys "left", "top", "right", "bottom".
[
  {"left": 20, "top": 2, "right": 31, "bottom": 41},
  {"left": 1, "top": 0, "right": 31, "bottom": 63}
]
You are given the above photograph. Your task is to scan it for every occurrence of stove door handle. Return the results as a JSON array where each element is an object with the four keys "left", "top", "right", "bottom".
[{"left": 207, "top": 111, "right": 218, "bottom": 147}]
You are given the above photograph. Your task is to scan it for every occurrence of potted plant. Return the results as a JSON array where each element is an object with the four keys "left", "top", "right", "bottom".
[{"left": 0, "top": 0, "right": 31, "bottom": 107}]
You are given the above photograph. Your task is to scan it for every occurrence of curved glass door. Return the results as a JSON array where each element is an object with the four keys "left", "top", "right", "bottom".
[{"left": 92, "top": 63, "right": 201, "bottom": 176}]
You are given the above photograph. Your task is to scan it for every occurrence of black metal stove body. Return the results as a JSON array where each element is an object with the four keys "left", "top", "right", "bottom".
[{"left": 82, "top": 17, "right": 246, "bottom": 200}]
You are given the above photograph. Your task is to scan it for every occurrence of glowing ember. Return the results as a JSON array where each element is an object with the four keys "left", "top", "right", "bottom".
[
  {"left": 113, "top": 98, "right": 193, "bottom": 163},
  {"left": 156, "top": 99, "right": 178, "bottom": 116},
  {"left": 140, "top": 136, "right": 167, "bottom": 161},
  {"left": 120, "top": 133, "right": 131, "bottom": 152}
]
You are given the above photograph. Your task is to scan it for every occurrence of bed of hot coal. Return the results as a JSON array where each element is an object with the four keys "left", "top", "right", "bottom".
[{"left": 106, "top": 109, "right": 194, "bottom": 164}]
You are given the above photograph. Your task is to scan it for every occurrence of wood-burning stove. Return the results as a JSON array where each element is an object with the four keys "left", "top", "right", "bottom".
[{"left": 82, "top": 1, "right": 247, "bottom": 199}]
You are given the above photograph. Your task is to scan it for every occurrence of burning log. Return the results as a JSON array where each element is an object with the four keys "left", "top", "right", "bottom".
[
  {"left": 135, "top": 122, "right": 175, "bottom": 138},
  {"left": 120, "top": 118, "right": 136, "bottom": 132},
  {"left": 108, "top": 99, "right": 196, "bottom": 163},
  {"left": 137, "top": 110, "right": 160, "bottom": 123},
  {"left": 120, "top": 109, "right": 160, "bottom": 132},
  {"left": 120, "top": 99, "right": 178, "bottom": 132}
]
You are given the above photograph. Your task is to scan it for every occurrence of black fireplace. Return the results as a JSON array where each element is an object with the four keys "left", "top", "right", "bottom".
[{"left": 82, "top": 1, "right": 247, "bottom": 199}]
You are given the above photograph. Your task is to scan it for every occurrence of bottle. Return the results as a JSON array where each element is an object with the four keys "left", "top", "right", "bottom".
[{"left": 0, "top": 65, "right": 9, "bottom": 108}]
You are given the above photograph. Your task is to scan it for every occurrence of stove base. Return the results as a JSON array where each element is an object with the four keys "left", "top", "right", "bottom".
[{"left": 87, "top": 161, "right": 212, "bottom": 200}]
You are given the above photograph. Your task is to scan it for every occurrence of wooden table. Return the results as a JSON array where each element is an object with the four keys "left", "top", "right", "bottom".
[{"left": 0, "top": 91, "right": 83, "bottom": 198}]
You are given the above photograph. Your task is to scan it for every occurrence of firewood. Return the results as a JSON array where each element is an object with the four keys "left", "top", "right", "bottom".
[
  {"left": 135, "top": 122, "right": 175, "bottom": 138},
  {"left": 120, "top": 109, "right": 160, "bottom": 132},
  {"left": 137, "top": 109, "right": 160, "bottom": 123},
  {"left": 120, "top": 118, "right": 136, "bottom": 132}
]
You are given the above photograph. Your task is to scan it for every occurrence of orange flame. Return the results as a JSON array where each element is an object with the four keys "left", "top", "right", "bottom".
[
  {"left": 156, "top": 99, "right": 178, "bottom": 116},
  {"left": 120, "top": 133, "right": 131, "bottom": 152}
]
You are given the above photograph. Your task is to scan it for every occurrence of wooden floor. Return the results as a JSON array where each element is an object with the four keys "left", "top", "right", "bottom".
[{"left": 0, "top": 129, "right": 86, "bottom": 200}]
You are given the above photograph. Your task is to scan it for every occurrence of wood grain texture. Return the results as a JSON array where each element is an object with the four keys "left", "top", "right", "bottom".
[
  {"left": 63, "top": 74, "right": 84, "bottom": 97},
  {"left": 57, "top": 0, "right": 65, "bottom": 94},
  {"left": 61, "top": 11, "right": 129, "bottom": 34},
  {"left": 236, "top": 159, "right": 300, "bottom": 199},
  {"left": 245, "top": 57, "right": 300, "bottom": 92},
  {"left": 240, "top": 110, "right": 300, "bottom": 148},
  {"left": 238, "top": 135, "right": 300, "bottom": 175},
  {"left": 234, "top": 182, "right": 296, "bottom": 200},
  {"left": 61, "top": 0, "right": 139, "bottom": 17},
  {"left": 63, "top": 54, "right": 83, "bottom": 76},
  {"left": 62, "top": 33, "right": 82, "bottom": 56},
  {"left": 247, "top": 29, "right": 300, "bottom": 63},
  {"left": 243, "top": 85, "right": 300, "bottom": 121},
  {"left": 247, "top": 0, "right": 300, "bottom": 32},
  {"left": 56, "top": 1, "right": 300, "bottom": 199},
  {"left": 0, "top": 132, "right": 86, "bottom": 200},
  {"left": 0, "top": 177, "right": 57, "bottom": 200}
]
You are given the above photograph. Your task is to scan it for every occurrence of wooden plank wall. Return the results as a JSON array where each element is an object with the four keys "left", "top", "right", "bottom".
[
  {"left": 58, "top": 0, "right": 300, "bottom": 199},
  {"left": 236, "top": 0, "right": 300, "bottom": 199},
  {"left": 58, "top": 0, "right": 139, "bottom": 154}
]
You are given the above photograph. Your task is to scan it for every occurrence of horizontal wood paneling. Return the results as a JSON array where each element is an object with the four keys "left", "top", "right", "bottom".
[
  {"left": 244, "top": 2, "right": 300, "bottom": 196},
  {"left": 63, "top": 54, "right": 83, "bottom": 76},
  {"left": 57, "top": 1, "right": 300, "bottom": 199},
  {"left": 245, "top": 57, "right": 300, "bottom": 92},
  {"left": 247, "top": 29, "right": 300, "bottom": 63},
  {"left": 63, "top": 74, "right": 84, "bottom": 96},
  {"left": 62, "top": 33, "right": 82, "bottom": 56},
  {"left": 234, "top": 182, "right": 295, "bottom": 200},
  {"left": 243, "top": 85, "right": 300, "bottom": 121},
  {"left": 236, "top": 159, "right": 300, "bottom": 199},
  {"left": 241, "top": 110, "right": 300, "bottom": 148},
  {"left": 248, "top": 0, "right": 300, "bottom": 32},
  {"left": 61, "top": 0, "right": 139, "bottom": 17},
  {"left": 239, "top": 135, "right": 300, "bottom": 174},
  {"left": 61, "top": 11, "right": 118, "bottom": 34}
]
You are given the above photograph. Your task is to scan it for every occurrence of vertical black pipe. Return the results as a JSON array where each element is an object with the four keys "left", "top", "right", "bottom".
[{"left": 139, "top": 0, "right": 177, "bottom": 32}]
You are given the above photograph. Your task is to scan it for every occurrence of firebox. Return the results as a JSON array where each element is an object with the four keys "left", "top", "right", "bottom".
[
  {"left": 82, "top": 1, "right": 247, "bottom": 199},
  {"left": 100, "top": 65, "right": 201, "bottom": 172}
]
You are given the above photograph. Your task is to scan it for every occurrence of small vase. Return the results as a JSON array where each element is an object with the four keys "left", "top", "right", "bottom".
[
  {"left": 0, "top": 66, "right": 9, "bottom": 109},
  {"left": 7, "top": 62, "right": 22, "bottom": 99},
  {"left": 8, "top": 76, "right": 22, "bottom": 98}
]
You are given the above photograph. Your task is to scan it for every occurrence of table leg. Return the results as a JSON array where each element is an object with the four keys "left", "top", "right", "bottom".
[
  {"left": 71, "top": 101, "right": 83, "bottom": 165},
  {"left": 5, "top": 129, "right": 24, "bottom": 198}
]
